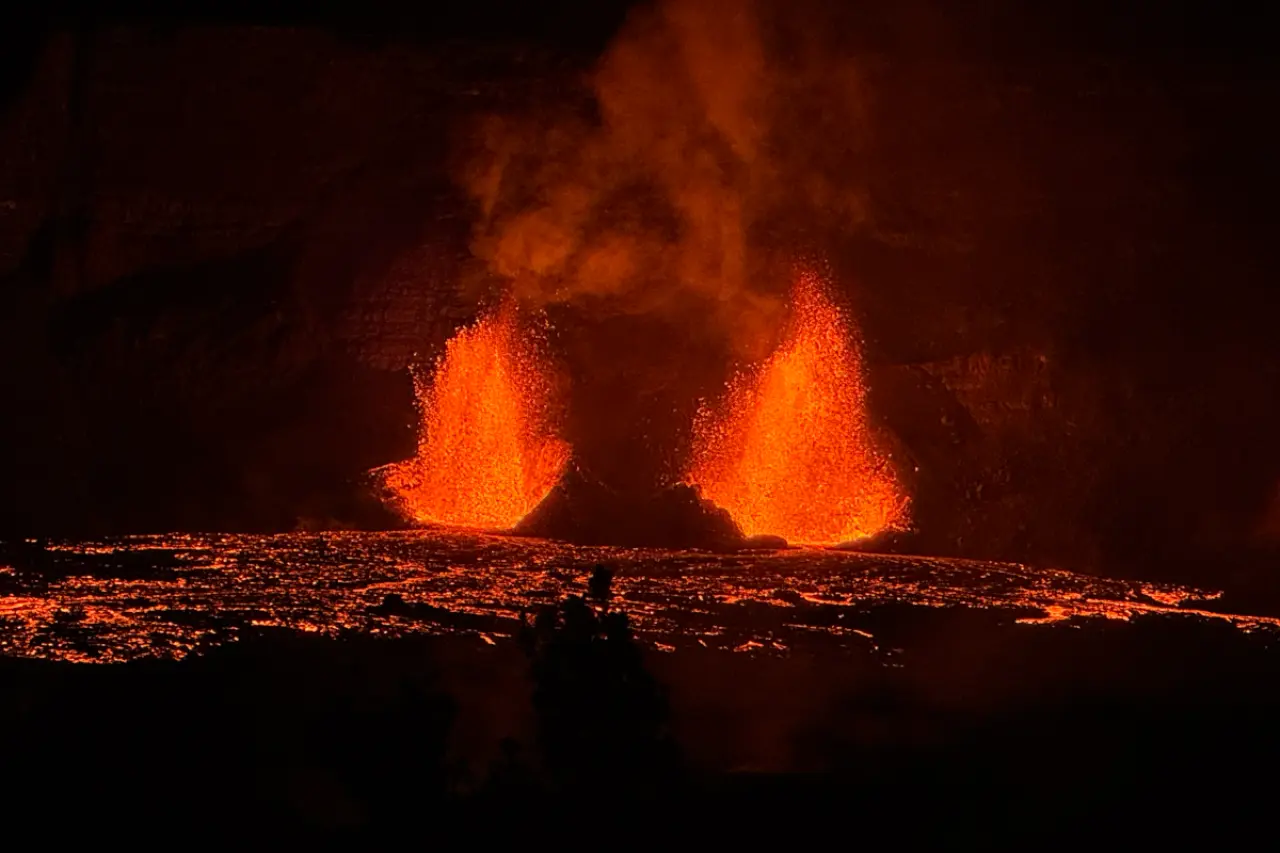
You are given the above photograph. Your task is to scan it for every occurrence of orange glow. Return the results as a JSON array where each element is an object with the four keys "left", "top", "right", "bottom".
[
  {"left": 688, "top": 270, "right": 909, "bottom": 544},
  {"left": 378, "top": 305, "right": 569, "bottom": 530}
]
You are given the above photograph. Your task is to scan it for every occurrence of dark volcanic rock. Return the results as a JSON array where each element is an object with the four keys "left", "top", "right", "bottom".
[
  {"left": 371, "top": 592, "right": 514, "bottom": 633},
  {"left": 831, "top": 528, "right": 922, "bottom": 556},
  {"left": 0, "top": 539, "right": 185, "bottom": 582},
  {"left": 514, "top": 468, "right": 746, "bottom": 551},
  {"left": 742, "top": 534, "right": 790, "bottom": 551}
]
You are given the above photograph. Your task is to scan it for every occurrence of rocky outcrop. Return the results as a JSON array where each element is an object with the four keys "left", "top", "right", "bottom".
[{"left": 515, "top": 468, "right": 746, "bottom": 551}]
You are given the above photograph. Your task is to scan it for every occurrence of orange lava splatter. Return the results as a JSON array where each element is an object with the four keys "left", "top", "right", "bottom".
[
  {"left": 378, "top": 305, "right": 569, "bottom": 530},
  {"left": 688, "top": 270, "right": 909, "bottom": 544}
]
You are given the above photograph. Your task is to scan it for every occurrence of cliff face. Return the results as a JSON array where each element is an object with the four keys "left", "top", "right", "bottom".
[
  {"left": 1, "top": 24, "right": 1276, "bottom": 582},
  {"left": 0, "top": 28, "right": 493, "bottom": 533}
]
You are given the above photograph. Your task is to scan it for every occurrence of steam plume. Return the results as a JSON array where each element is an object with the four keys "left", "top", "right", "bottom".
[{"left": 458, "top": 0, "right": 873, "bottom": 355}]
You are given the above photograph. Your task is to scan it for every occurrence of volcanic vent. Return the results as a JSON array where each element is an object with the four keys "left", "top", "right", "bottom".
[
  {"left": 688, "top": 270, "right": 909, "bottom": 546},
  {"left": 375, "top": 304, "right": 569, "bottom": 531},
  {"left": 375, "top": 269, "right": 908, "bottom": 550}
]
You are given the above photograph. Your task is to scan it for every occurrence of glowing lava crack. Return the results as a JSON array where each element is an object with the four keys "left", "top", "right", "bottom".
[
  {"left": 688, "top": 271, "right": 909, "bottom": 545},
  {"left": 377, "top": 306, "right": 569, "bottom": 531}
]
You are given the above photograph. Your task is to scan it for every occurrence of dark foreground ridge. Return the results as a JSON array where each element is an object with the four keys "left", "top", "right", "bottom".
[{"left": 3, "top": 560, "right": 1279, "bottom": 838}]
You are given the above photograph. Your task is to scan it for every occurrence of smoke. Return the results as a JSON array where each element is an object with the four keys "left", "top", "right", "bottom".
[{"left": 457, "top": 0, "right": 874, "bottom": 357}]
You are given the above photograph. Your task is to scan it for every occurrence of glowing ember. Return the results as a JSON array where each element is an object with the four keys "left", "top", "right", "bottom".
[
  {"left": 688, "top": 270, "right": 909, "bottom": 544},
  {"left": 378, "top": 305, "right": 569, "bottom": 530}
]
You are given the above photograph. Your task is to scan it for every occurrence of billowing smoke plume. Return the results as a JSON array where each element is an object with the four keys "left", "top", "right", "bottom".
[{"left": 458, "top": 0, "right": 873, "bottom": 357}]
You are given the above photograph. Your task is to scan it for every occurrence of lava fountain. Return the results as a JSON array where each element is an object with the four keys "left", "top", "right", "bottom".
[
  {"left": 688, "top": 270, "right": 909, "bottom": 545},
  {"left": 377, "top": 305, "right": 569, "bottom": 530}
]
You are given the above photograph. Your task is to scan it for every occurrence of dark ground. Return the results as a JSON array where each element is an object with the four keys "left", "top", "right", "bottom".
[{"left": 3, "top": 579, "right": 1278, "bottom": 838}]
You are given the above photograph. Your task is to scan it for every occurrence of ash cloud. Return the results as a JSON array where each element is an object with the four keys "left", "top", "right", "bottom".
[{"left": 457, "top": 0, "right": 874, "bottom": 357}]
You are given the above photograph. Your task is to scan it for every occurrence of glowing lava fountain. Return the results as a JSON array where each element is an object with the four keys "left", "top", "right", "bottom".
[
  {"left": 378, "top": 305, "right": 569, "bottom": 530},
  {"left": 688, "top": 271, "right": 909, "bottom": 545}
]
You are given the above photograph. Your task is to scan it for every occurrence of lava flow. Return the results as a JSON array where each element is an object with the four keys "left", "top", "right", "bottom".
[
  {"left": 688, "top": 270, "right": 908, "bottom": 544},
  {"left": 377, "top": 305, "right": 569, "bottom": 530}
]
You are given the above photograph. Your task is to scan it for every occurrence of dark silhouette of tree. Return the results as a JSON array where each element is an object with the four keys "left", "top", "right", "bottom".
[{"left": 517, "top": 564, "right": 681, "bottom": 798}]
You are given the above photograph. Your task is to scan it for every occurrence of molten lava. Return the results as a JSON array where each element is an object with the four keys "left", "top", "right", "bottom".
[
  {"left": 378, "top": 306, "right": 569, "bottom": 530},
  {"left": 688, "top": 271, "right": 908, "bottom": 544}
]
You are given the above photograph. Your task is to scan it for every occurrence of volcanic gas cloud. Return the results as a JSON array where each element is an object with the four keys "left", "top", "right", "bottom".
[
  {"left": 377, "top": 306, "right": 568, "bottom": 530},
  {"left": 688, "top": 270, "right": 908, "bottom": 544}
]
